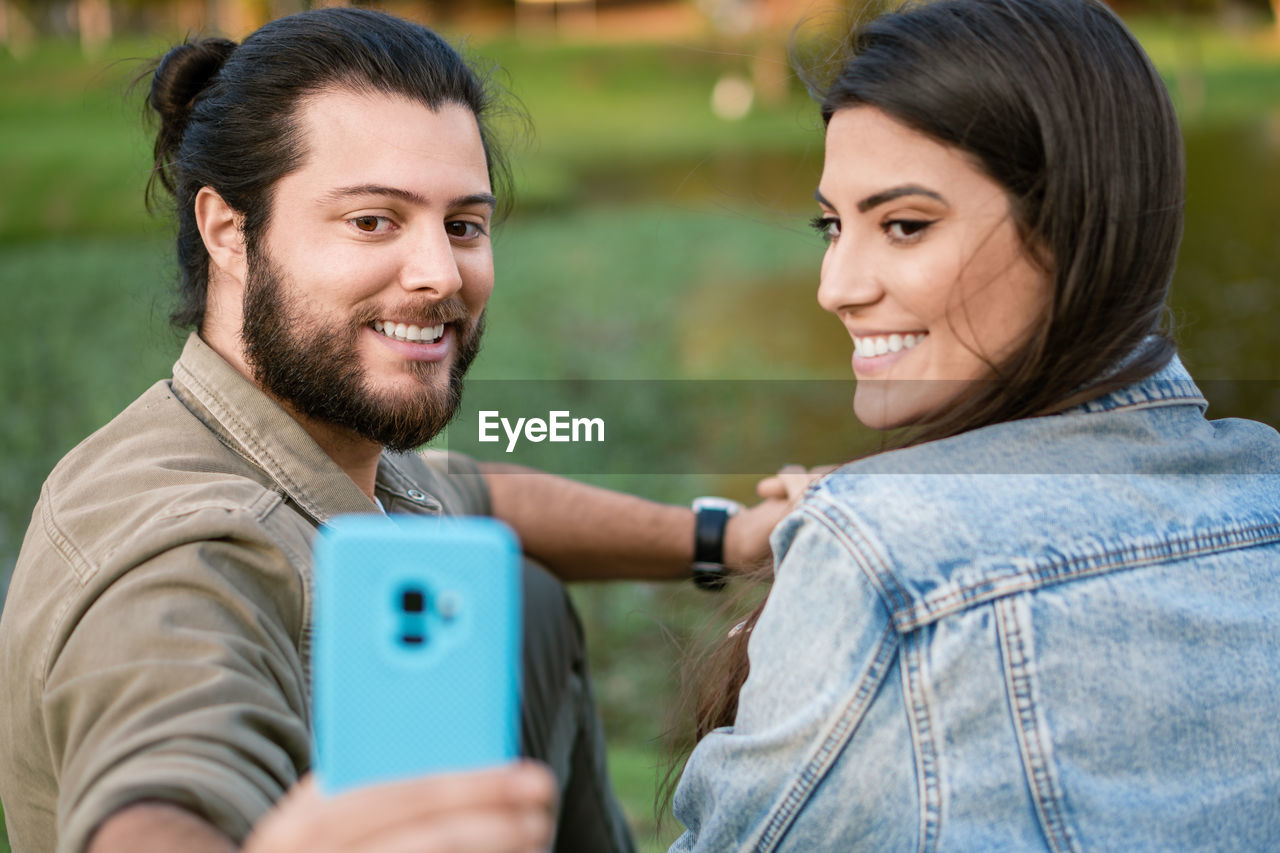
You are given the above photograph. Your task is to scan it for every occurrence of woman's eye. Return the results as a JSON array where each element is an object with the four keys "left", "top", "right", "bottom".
[
  {"left": 810, "top": 215, "right": 840, "bottom": 244},
  {"left": 446, "top": 220, "right": 487, "bottom": 240},
  {"left": 351, "top": 215, "right": 391, "bottom": 234},
  {"left": 885, "top": 219, "right": 934, "bottom": 242}
]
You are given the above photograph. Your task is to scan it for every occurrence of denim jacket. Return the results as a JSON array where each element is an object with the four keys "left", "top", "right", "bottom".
[{"left": 672, "top": 355, "right": 1280, "bottom": 852}]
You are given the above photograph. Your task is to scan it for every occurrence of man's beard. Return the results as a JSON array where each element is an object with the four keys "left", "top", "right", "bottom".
[{"left": 239, "top": 249, "right": 484, "bottom": 452}]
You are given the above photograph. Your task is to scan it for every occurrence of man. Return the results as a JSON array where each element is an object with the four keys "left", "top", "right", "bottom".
[{"left": 0, "top": 9, "right": 799, "bottom": 852}]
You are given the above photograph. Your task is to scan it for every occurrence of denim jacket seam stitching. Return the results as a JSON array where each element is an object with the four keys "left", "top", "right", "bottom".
[
  {"left": 1072, "top": 394, "right": 1204, "bottom": 416},
  {"left": 1067, "top": 378, "right": 1203, "bottom": 415},
  {"left": 897, "top": 519, "right": 1280, "bottom": 630},
  {"left": 996, "top": 597, "right": 1080, "bottom": 853},
  {"left": 901, "top": 634, "right": 942, "bottom": 853},
  {"left": 751, "top": 621, "right": 900, "bottom": 853},
  {"left": 804, "top": 497, "right": 912, "bottom": 616}
]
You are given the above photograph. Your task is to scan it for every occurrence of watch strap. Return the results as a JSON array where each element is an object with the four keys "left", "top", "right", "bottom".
[{"left": 692, "top": 506, "right": 731, "bottom": 591}]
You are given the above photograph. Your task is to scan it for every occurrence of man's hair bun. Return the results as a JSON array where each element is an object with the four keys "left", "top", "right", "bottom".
[{"left": 146, "top": 37, "right": 236, "bottom": 195}]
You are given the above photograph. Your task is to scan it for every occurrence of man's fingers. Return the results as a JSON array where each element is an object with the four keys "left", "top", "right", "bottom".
[
  {"left": 247, "top": 764, "right": 556, "bottom": 853},
  {"left": 332, "top": 761, "right": 555, "bottom": 825},
  {"left": 358, "top": 805, "right": 554, "bottom": 853}
]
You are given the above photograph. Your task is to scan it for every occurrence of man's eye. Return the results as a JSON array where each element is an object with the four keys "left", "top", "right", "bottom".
[
  {"left": 446, "top": 220, "right": 487, "bottom": 240},
  {"left": 351, "top": 215, "right": 390, "bottom": 233}
]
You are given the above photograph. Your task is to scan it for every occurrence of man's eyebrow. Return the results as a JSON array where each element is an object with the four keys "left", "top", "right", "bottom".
[
  {"left": 319, "top": 186, "right": 497, "bottom": 211},
  {"left": 449, "top": 192, "right": 498, "bottom": 211}
]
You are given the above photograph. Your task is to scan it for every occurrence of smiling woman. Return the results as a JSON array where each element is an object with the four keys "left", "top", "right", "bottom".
[
  {"left": 670, "top": 1, "right": 1280, "bottom": 850},
  {"left": 813, "top": 107, "right": 1051, "bottom": 429}
]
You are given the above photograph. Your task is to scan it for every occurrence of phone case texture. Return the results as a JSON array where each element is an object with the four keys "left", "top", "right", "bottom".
[{"left": 312, "top": 514, "right": 522, "bottom": 793}]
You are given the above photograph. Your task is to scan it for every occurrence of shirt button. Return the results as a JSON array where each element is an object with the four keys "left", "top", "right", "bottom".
[{"left": 406, "top": 489, "right": 428, "bottom": 502}]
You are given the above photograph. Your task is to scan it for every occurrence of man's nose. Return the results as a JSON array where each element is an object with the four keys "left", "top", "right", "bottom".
[{"left": 398, "top": 227, "right": 464, "bottom": 298}]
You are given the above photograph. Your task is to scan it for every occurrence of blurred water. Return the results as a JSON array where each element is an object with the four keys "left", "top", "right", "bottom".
[{"left": 637, "top": 120, "right": 1280, "bottom": 421}]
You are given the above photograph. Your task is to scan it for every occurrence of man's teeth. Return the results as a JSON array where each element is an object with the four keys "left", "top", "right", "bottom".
[
  {"left": 854, "top": 332, "right": 927, "bottom": 357},
  {"left": 372, "top": 320, "right": 446, "bottom": 343}
]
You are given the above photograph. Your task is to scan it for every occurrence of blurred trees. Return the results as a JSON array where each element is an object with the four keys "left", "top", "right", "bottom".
[{"left": 1, "top": 0, "right": 1277, "bottom": 50}]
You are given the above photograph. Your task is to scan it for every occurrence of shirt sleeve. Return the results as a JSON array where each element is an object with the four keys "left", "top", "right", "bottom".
[
  {"left": 670, "top": 505, "right": 911, "bottom": 851},
  {"left": 45, "top": 508, "right": 311, "bottom": 853}
]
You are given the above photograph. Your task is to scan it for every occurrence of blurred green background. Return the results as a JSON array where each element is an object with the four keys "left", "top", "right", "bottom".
[{"left": 1, "top": 1, "right": 1278, "bottom": 850}]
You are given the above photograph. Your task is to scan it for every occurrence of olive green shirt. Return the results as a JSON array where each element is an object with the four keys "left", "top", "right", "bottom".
[{"left": 0, "top": 333, "right": 490, "bottom": 853}]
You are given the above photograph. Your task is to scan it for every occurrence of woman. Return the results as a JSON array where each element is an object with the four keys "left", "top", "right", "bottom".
[{"left": 671, "top": 1, "right": 1280, "bottom": 850}]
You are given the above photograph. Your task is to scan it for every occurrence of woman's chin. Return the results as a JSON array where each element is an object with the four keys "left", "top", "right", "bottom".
[
  {"left": 853, "top": 391, "right": 910, "bottom": 431},
  {"left": 852, "top": 383, "right": 938, "bottom": 431}
]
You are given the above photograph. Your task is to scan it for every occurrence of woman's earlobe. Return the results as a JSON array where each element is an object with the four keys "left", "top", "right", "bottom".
[{"left": 194, "top": 186, "right": 248, "bottom": 285}]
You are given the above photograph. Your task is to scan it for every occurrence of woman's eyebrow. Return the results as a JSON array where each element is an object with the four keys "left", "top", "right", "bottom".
[
  {"left": 813, "top": 184, "right": 949, "bottom": 213},
  {"left": 856, "top": 184, "right": 948, "bottom": 213}
]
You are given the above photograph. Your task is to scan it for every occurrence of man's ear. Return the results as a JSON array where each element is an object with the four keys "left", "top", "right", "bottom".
[{"left": 194, "top": 186, "right": 248, "bottom": 286}]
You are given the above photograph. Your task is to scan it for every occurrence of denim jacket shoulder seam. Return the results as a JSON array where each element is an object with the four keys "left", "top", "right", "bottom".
[
  {"left": 898, "top": 517, "right": 1280, "bottom": 631},
  {"left": 750, "top": 620, "right": 901, "bottom": 853},
  {"left": 803, "top": 495, "right": 912, "bottom": 616}
]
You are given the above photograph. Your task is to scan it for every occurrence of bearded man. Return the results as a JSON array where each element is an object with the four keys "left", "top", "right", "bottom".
[{"left": 0, "top": 9, "right": 796, "bottom": 853}]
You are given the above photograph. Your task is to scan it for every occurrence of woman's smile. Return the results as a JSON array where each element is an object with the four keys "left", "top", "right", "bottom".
[{"left": 816, "top": 106, "right": 1050, "bottom": 429}]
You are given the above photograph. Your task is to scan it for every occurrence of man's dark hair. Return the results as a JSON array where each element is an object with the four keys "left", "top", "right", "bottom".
[{"left": 144, "top": 7, "right": 513, "bottom": 330}]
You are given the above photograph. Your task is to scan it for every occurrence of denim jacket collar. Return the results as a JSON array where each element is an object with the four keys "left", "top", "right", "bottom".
[{"left": 1063, "top": 342, "right": 1207, "bottom": 417}]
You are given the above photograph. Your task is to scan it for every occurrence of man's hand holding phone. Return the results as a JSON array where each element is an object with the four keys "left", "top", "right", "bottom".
[{"left": 244, "top": 764, "right": 556, "bottom": 853}]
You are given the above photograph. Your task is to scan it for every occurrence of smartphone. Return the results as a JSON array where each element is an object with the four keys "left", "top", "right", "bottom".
[{"left": 311, "top": 514, "right": 522, "bottom": 794}]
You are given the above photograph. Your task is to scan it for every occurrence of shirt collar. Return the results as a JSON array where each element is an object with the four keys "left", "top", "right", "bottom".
[{"left": 169, "top": 333, "right": 440, "bottom": 525}]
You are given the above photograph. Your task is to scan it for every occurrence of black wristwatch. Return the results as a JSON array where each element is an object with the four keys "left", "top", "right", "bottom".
[{"left": 691, "top": 497, "right": 744, "bottom": 591}]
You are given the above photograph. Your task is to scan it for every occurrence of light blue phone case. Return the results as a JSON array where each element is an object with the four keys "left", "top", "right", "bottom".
[{"left": 311, "top": 514, "right": 522, "bottom": 794}]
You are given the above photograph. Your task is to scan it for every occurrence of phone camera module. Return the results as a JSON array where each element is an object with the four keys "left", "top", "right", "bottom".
[
  {"left": 397, "top": 585, "right": 429, "bottom": 648},
  {"left": 401, "top": 589, "right": 426, "bottom": 613}
]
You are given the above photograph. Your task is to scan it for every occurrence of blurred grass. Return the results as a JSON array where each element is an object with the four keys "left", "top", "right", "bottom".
[
  {"left": 0, "top": 35, "right": 824, "bottom": 242},
  {"left": 609, "top": 743, "right": 684, "bottom": 853},
  {"left": 1, "top": 16, "right": 1278, "bottom": 852},
  {"left": 6, "top": 20, "right": 1275, "bottom": 242}
]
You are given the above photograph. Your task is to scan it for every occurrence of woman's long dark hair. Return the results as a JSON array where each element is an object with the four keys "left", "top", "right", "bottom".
[{"left": 682, "top": 0, "right": 1186, "bottom": 757}]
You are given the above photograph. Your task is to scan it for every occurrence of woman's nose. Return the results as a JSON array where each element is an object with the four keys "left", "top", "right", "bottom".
[{"left": 817, "top": 239, "right": 883, "bottom": 315}]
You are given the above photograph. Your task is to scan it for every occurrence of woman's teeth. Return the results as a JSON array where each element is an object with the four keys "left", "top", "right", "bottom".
[
  {"left": 854, "top": 332, "right": 926, "bottom": 357},
  {"left": 373, "top": 320, "right": 445, "bottom": 343}
]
